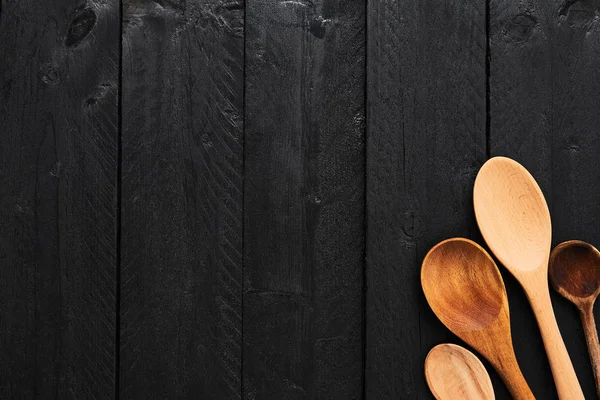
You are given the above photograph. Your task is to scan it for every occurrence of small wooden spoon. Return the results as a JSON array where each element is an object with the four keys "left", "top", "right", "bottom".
[
  {"left": 425, "top": 343, "right": 495, "bottom": 400},
  {"left": 421, "top": 238, "right": 534, "bottom": 399},
  {"left": 473, "top": 156, "right": 584, "bottom": 400},
  {"left": 549, "top": 240, "right": 600, "bottom": 397}
]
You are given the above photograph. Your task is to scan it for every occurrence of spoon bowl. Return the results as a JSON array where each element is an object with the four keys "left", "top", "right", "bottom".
[
  {"left": 474, "top": 156, "right": 584, "bottom": 399},
  {"left": 474, "top": 156, "right": 551, "bottom": 273},
  {"left": 421, "top": 238, "right": 534, "bottom": 399},
  {"left": 549, "top": 240, "right": 600, "bottom": 396},
  {"left": 550, "top": 240, "right": 600, "bottom": 301},
  {"left": 425, "top": 343, "right": 495, "bottom": 400},
  {"left": 422, "top": 239, "right": 504, "bottom": 333}
]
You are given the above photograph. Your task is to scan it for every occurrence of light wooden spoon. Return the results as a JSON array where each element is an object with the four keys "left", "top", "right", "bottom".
[
  {"left": 421, "top": 238, "right": 534, "bottom": 399},
  {"left": 549, "top": 240, "right": 600, "bottom": 397},
  {"left": 473, "top": 156, "right": 584, "bottom": 400},
  {"left": 425, "top": 343, "right": 495, "bottom": 400}
]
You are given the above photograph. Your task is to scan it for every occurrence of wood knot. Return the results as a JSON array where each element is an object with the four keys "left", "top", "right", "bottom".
[
  {"left": 503, "top": 14, "right": 537, "bottom": 42},
  {"left": 84, "top": 83, "right": 111, "bottom": 109},
  {"left": 40, "top": 65, "right": 60, "bottom": 85},
  {"left": 565, "top": 136, "right": 581, "bottom": 152},
  {"left": 201, "top": 134, "right": 213, "bottom": 148},
  {"left": 560, "top": 0, "right": 598, "bottom": 28},
  {"left": 308, "top": 16, "right": 331, "bottom": 39},
  {"left": 402, "top": 210, "right": 423, "bottom": 239},
  {"left": 65, "top": 6, "right": 97, "bottom": 47},
  {"left": 353, "top": 112, "right": 365, "bottom": 129},
  {"left": 50, "top": 161, "right": 62, "bottom": 178}
]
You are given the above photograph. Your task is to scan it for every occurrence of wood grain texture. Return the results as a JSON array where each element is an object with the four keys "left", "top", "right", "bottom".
[
  {"left": 422, "top": 238, "right": 533, "bottom": 400},
  {"left": 549, "top": 240, "right": 600, "bottom": 397},
  {"left": 489, "top": 0, "right": 600, "bottom": 396},
  {"left": 366, "top": 0, "right": 487, "bottom": 397},
  {"left": 425, "top": 343, "right": 495, "bottom": 400},
  {"left": 0, "top": 0, "right": 119, "bottom": 397},
  {"left": 243, "top": 0, "right": 365, "bottom": 398},
  {"left": 474, "top": 157, "right": 584, "bottom": 400},
  {"left": 120, "top": 0, "right": 243, "bottom": 397}
]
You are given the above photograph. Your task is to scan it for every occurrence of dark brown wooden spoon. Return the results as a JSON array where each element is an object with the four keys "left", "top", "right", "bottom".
[{"left": 549, "top": 240, "right": 600, "bottom": 397}]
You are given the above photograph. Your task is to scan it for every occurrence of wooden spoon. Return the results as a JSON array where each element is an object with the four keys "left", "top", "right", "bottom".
[
  {"left": 473, "top": 156, "right": 584, "bottom": 400},
  {"left": 549, "top": 240, "right": 600, "bottom": 397},
  {"left": 425, "top": 343, "right": 495, "bottom": 400},
  {"left": 421, "top": 238, "right": 534, "bottom": 399}
]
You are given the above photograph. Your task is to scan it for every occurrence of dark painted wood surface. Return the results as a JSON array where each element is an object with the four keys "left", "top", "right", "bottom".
[
  {"left": 120, "top": 0, "right": 243, "bottom": 398},
  {"left": 244, "top": 0, "right": 365, "bottom": 398},
  {"left": 366, "top": 0, "right": 487, "bottom": 397},
  {"left": 1, "top": 0, "right": 600, "bottom": 398},
  {"left": 0, "top": 0, "right": 119, "bottom": 398},
  {"left": 490, "top": 0, "right": 600, "bottom": 398}
]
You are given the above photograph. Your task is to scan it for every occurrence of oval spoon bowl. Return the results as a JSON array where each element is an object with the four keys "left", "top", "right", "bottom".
[
  {"left": 550, "top": 240, "right": 600, "bottom": 302},
  {"left": 474, "top": 156, "right": 551, "bottom": 273},
  {"left": 421, "top": 239, "right": 504, "bottom": 334},
  {"left": 425, "top": 343, "right": 495, "bottom": 400}
]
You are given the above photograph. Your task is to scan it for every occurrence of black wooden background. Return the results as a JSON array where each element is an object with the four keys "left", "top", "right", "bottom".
[{"left": 1, "top": 0, "right": 600, "bottom": 398}]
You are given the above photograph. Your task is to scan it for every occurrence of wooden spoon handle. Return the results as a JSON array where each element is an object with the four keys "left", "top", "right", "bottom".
[
  {"left": 529, "top": 286, "right": 584, "bottom": 399},
  {"left": 493, "top": 354, "right": 535, "bottom": 400},
  {"left": 580, "top": 303, "right": 600, "bottom": 398}
]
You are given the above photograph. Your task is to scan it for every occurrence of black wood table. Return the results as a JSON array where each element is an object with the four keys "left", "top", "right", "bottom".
[{"left": 1, "top": 0, "right": 599, "bottom": 398}]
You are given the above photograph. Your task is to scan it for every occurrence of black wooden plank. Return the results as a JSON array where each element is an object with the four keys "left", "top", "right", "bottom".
[
  {"left": 243, "top": 0, "right": 365, "bottom": 398},
  {"left": 0, "top": 1, "right": 118, "bottom": 398},
  {"left": 366, "top": 0, "right": 488, "bottom": 397},
  {"left": 490, "top": 0, "right": 600, "bottom": 397},
  {"left": 120, "top": 0, "right": 243, "bottom": 398}
]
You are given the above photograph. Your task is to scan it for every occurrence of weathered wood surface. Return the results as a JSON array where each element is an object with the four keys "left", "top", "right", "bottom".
[
  {"left": 490, "top": 0, "right": 600, "bottom": 398},
  {"left": 243, "top": 0, "right": 366, "bottom": 398},
  {"left": 366, "top": 0, "right": 488, "bottom": 397},
  {"left": 0, "top": 0, "right": 119, "bottom": 398},
  {"left": 2, "top": 0, "right": 600, "bottom": 397},
  {"left": 120, "top": 0, "right": 243, "bottom": 398}
]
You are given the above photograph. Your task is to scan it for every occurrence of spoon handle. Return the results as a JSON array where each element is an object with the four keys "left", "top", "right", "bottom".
[
  {"left": 528, "top": 284, "right": 584, "bottom": 400},
  {"left": 492, "top": 353, "right": 535, "bottom": 400},
  {"left": 580, "top": 302, "right": 600, "bottom": 398}
]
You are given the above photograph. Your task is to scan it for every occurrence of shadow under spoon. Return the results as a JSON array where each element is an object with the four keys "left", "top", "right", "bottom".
[
  {"left": 421, "top": 238, "right": 534, "bottom": 400},
  {"left": 549, "top": 240, "right": 600, "bottom": 398}
]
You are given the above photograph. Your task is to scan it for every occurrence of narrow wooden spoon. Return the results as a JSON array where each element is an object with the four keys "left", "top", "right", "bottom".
[
  {"left": 549, "top": 240, "right": 600, "bottom": 397},
  {"left": 473, "top": 156, "right": 584, "bottom": 400},
  {"left": 425, "top": 343, "right": 495, "bottom": 400},
  {"left": 421, "top": 238, "right": 534, "bottom": 399}
]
